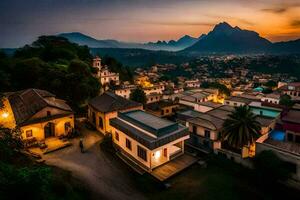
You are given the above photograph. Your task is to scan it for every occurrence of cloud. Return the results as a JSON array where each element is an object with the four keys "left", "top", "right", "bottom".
[
  {"left": 290, "top": 20, "right": 300, "bottom": 28},
  {"left": 261, "top": 7, "right": 287, "bottom": 14}
]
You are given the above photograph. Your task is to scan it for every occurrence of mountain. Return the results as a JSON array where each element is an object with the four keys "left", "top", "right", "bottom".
[
  {"left": 58, "top": 32, "right": 142, "bottom": 48},
  {"left": 146, "top": 35, "right": 203, "bottom": 51},
  {"left": 184, "top": 22, "right": 272, "bottom": 53},
  {"left": 272, "top": 39, "right": 300, "bottom": 54},
  {"left": 59, "top": 32, "right": 200, "bottom": 51}
]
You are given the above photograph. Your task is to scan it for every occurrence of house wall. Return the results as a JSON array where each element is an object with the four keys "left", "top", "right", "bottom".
[
  {"left": 188, "top": 124, "right": 218, "bottom": 140},
  {"left": 111, "top": 125, "right": 189, "bottom": 171},
  {"left": 224, "top": 100, "right": 245, "bottom": 107},
  {"left": 194, "top": 104, "right": 214, "bottom": 113},
  {"left": 88, "top": 105, "right": 143, "bottom": 135},
  {"left": 20, "top": 115, "right": 74, "bottom": 141}
]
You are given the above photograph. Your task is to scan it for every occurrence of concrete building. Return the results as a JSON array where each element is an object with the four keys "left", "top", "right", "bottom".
[{"left": 110, "top": 110, "right": 189, "bottom": 171}]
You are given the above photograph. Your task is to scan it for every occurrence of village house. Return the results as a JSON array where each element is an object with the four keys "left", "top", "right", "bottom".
[
  {"left": 261, "top": 93, "right": 281, "bottom": 104},
  {"left": 92, "top": 56, "right": 120, "bottom": 86},
  {"left": 87, "top": 92, "right": 143, "bottom": 135},
  {"left": 178, "top": 89, "right": 218, "bottom": 109},
  {"left": 278, "top": 82, "right": 300, "bottom": 100},
  {"left": 0, "top": 89, "right": 74, "bottom": 146},
  {"left": 185, "top": 79, "right": 200, "bottom": 88},
  {"left": 256, "top": 109, "right": 300, "bottom": 181},
  {"left": 224, "top": 96, "right": 253, "bottom": 107},
  {"left": 114, "top": 84, "right": 137, "bottom": 99},
  {"left": 145, "top": 100, "right": 179, "bottom": 117},
  {"left": 109, "top": 110, "right": 190, "bottom": 171}
]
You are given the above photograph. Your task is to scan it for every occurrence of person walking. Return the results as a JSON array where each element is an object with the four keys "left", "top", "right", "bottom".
[{"left": 79, "top": 138, "right": 84, "bottom": 153}]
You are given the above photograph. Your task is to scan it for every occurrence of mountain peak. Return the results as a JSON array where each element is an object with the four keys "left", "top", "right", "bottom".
[{"left": 214, "top": 22, "right": 233, "bottom": 30}]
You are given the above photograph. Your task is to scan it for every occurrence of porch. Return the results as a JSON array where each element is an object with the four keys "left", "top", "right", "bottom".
[
  {"left": 150, "top": 153, "right": 198, "bottom": 181},
  {"left": 28, "top": 137, "right": 72, "bottom": 156}
]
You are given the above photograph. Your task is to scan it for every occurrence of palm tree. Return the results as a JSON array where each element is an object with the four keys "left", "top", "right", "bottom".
[{"left": 221, "top": 105, "right": 261, "bottom": 148}]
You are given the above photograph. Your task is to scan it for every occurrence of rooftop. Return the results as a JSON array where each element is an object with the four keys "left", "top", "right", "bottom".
[
  {"left": 7, "top": 88, "right": 72, "bottom": 126},
  {"left": 146, "top": 100, "right": 176, "bottom": 111},
  {"left": 110, "top": 110, "right": 188, "bottom": 150},
  {"left": 282, "top": 109, "right": 300, "bottom": 124},
  {"left": 88, "top": 92, "right": 142, "bottom": 113},
  {"left": 225, "top": 96, "right": 253, "bottom": 104}
]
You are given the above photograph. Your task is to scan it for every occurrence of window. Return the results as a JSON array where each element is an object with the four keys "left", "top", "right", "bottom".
[
  {"left": 204, "top": 130, "right": 210, "bottom": 139},
  {"left": 98, "top": 117, "right": 104, "bottom": 129},
  {"left": 26, "top": 130, "right": 33, "bottom": 138},
  {"left": 165, "top": 109, "right": 169, "bottom": 113},
  {"left": 115, "top": 132, "right": 119, "bottom": 141},
  {"left": 234, "top": 103, "right": 237, "bottom": 106},
  {"left": 137, "top": 145, "right": 147, "bottom": 161},
  {"left": 163, "top": 148, "right": 167, "bottom": 157},
  {"left": 126, "top": 138, "right": 132, "bottom": 150},
  {"left": 47, "top": 111, "right": 51, "bottom": 116}
]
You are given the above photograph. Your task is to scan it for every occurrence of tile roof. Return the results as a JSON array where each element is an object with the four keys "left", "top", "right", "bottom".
[
  {"left": 88, "top": 92, "right": 142, "bottom": 113},
  {"left": 7, "top": 89, "right": 72, "bottom": 126}
]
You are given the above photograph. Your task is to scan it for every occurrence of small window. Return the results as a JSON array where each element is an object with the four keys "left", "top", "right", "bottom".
[
  {"left": 204, "top": 130, "right": 210, "bottom": 139},
  {"left": 115, "top": 132, "right": 119, "bottom": 141},
  {"left": 26, "top": 130, "right": 33, "bottom": 138},
  {"left": 47, "top": 111, "right": 51, "bottom": 116},
  {"left": 126, "top": 138, "right": 132, "bottom": 150},
  {"left": 137, "top": 145, "right": 147, "bottom": 161}
]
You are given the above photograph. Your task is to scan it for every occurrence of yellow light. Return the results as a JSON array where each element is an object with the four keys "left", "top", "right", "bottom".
[
  {"left": 2, "top": 112, "right": 9, "bottom": 118},
  {"left": 154, "top": 150, "right": 161, "bottom": 159}
]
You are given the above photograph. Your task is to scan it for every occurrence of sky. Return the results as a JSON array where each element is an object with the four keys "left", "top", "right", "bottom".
[{"left": 0, "top": 0, "right": 300, "bottom": 48}]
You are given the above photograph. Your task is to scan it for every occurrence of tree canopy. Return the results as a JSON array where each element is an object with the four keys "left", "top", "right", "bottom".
[
  {"left": 0, "top": 36, "right": 100, "bottom": 111},
  {"left": 279, "top": 94, "right": 294, "bottom": 108},
  {"left": 221, "top": 105, "right": 261, "bottom": 148},
  {"left": 130, "top": 87, "right": 147, "bottom": 105}
]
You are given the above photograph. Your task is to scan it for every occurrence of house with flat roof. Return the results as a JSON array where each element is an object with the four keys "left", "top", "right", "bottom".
[
  {"left": 110, "top": 110, "right": 189, "bottom": 171},
  {"left": 145, "top": 100, "right": 179, "bottom": 118},
  {"left": 0, "top": 89, "right": 74, "bottom": 147},
  {"left": 88, "top": 92, "right": 143, "bottom": 135},
  {"left": 224, "top": 96, "right": 254, "bottom": 107}
]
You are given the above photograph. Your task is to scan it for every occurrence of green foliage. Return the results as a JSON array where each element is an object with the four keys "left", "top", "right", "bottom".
[
  {"left": 221, "top": 105, "right": 261, "bottom": 148},
  {"left": 0, "top": 127, "right": 23, "bottom": 162},
  {"left": 264, "top": 80, "right": 277, "bottom": 88},
  {"left": 130, "top": 87, "right": 147, "bottom": 105},
  {"left": 102, "top": 56, "right": 133, "bottom": 82},
  {"left": 254, "top": 150, "right": 291, "bottom": 184},
  {"left": 262, "top": 87, "right": 273, "bottom": 94},
  {"left": 279, "top": 94, "right": 294, "bottom": 108},
  {"left": 0, "top": 36, "right": 100, "bottom": 110}
]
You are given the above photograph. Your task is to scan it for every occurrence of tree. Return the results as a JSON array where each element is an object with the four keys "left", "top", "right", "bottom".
[
  {"left": 130, "top": 88, "right": 147, "bottom": 105},
  {"left": 279, "top": 94, "right": 294, "bottom": 108},
  {"left": 221, "top": 105, "right": 261, "bottom": 148},
  {"left": 0, "top": 127, "right": 23, "bottom": 162},
  {"left": 254, "top": 150, "right": 291, "bottom": 184},
  {"left": 265, "top": 80, "right": 277, "bottom": 88}
]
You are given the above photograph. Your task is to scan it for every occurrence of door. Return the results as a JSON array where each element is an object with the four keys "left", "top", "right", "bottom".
[{"left": 44, "top": 122, "right": 55, "bottom": 138}]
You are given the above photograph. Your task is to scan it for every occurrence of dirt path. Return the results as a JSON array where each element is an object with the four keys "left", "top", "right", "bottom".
[{"left": 43, "top": 127, "right": 146, "bottom": 200}]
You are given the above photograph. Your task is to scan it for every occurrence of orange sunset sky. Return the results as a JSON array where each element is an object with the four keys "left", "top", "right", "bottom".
[{"left": 0, "top": 0, "right": 300, "bottom": 47}]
